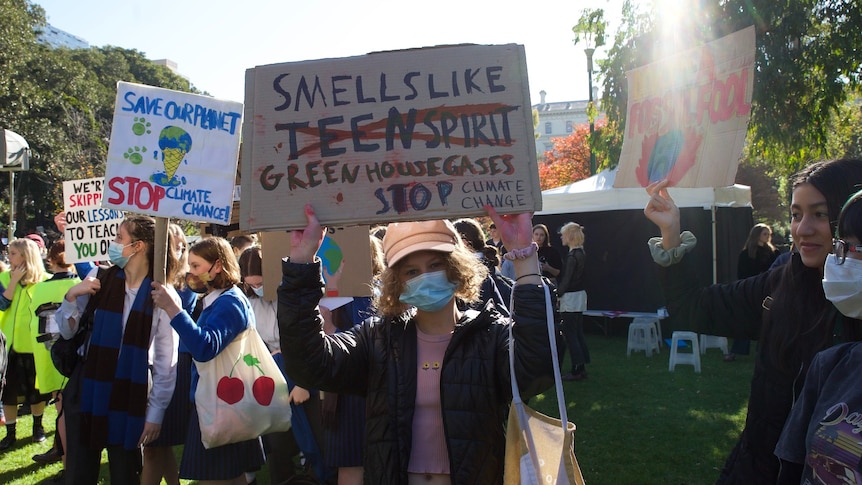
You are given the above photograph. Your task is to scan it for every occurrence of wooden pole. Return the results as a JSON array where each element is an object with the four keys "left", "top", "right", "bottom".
[{"left": 154, "top": 217, "right": 169, "bottom": 284}]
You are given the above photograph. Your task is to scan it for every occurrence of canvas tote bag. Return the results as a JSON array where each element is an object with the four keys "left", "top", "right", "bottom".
[
  {"left": 194, "top": 326, "right": 292, "bottom": 448},
  {"left": 504, "top": 283, "right": 586, "bottom": 485}
]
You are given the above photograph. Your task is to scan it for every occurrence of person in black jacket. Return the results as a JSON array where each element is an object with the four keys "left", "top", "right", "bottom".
[
  {"left": 532, "top": 223, "right": 562, "bottom": 284},
  {"left": 724, "top": 223, "right": 782, "bottom": 361},
  {"left": 643, "top": 158, "right": 862, "bottom": 484},
  {"left": 556, "top": 222, "right": 589, "bottom": 381},
  {"left": 278, "top": 205, "right": 554, "bottom": 484}
]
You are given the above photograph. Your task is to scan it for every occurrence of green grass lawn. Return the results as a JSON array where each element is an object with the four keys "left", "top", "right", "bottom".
[
  {"left": 0, "top": 332, "right": 753, "bottom": 484},
  {"left": 534, "top": 332, "right": 753, "bottom": 485}
]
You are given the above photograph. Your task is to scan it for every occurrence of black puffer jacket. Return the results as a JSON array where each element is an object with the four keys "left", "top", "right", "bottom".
[{"left": 278, "top": 259, "right": 554, "bottom": 484}]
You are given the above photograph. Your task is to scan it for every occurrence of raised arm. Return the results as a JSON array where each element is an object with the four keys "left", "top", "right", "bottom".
[
  {"left": 644, "top": 180, "right": 682, "bottom": 249},
  {"left": 485, "top": 206, "right": 540, "bottom": 285},
  {"left": 289, "top": 204, "right": 326, "bottom": 264}
]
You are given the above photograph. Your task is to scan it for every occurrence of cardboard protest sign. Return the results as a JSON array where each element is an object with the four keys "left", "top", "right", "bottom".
[
  {"left": 259, "top": 226, "right": 373, "bottom": 301},
  {"left": 614, "top": 26, "right": 755, "bottom": 188},
  {"left": 241, "top": 44, "right": 540, "bottom": 231},
  {"left": 62, "top": 177, "right": 124, "bottom": 263},
  {"left": 103, "top": 82, "right": 243, "bottom": 223}
]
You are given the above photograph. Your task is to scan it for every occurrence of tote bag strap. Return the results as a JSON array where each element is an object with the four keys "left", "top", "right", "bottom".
[{"left": 507, "top": 280, "right": 570, "bottom": 437}]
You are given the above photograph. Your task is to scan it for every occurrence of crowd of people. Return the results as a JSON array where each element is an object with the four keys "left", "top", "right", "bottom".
[{"left": 0, "top": 157, "right": 859, "bottom": 485}]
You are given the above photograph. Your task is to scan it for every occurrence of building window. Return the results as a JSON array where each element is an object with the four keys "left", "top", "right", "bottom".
[
  {"left": 566, "top": 121, "right": 573, "bottom": 133},
  {"left": 543, "top": 143, "right": 553, "bottom": 151},
  {"left": 544, "top": 122, "right": 552, "bottom": 134}
]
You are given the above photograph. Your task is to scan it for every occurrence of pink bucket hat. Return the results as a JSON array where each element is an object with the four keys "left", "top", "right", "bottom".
[{"left": 382, "top": 220, "right": 459, "bottom": 267}]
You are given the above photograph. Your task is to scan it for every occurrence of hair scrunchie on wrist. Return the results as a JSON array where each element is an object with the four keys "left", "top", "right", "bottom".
[{"left": 503, "top": 242, "right": 539, "bottom": 261}]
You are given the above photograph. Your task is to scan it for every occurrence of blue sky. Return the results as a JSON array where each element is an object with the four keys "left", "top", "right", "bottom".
[{"left": 35, "top": 0, "right": 627, "bottom": 106}]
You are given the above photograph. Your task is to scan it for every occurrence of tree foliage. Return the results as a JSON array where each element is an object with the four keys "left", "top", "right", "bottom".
[
  {"left": 538, "top": 122, "right": 596, "bottom": 190},
  {"left": 595, "top": 0, "right": 862, "bottom": 176},
  {"left": 0, "top": 0, "right": 200, "bottom": 236},
  {"left": 572, "top": 8, "right": 607, "bottom": 50}
]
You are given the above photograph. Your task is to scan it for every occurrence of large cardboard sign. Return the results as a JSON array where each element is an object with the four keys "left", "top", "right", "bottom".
[
  {"left": 63, "top": 177, "right": 124, "bottom": 263},
  {"left": 614, "top": 26, "right": 755, "bottom": 188},
  {"left": 241, "top": 44, "right": 541, "bottom": 231},
  {"left": 103, "top": 82, "right": 243, "bottom": 223},
  {"left": 259, "top": 226, "right": 373, "bottom": 301}
]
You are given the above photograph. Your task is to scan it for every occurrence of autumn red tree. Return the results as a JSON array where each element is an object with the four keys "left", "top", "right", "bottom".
[{"left": 538, "top": 123, "right": 594, "bottom": 190}]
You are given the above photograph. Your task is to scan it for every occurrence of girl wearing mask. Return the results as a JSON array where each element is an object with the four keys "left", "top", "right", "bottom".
[
  {"left": 59, "top": 215, "right": 181, "bottom": 484},
  {"left": 775, "top": 188, "right": 862, "bottom": 483},
  {"left": 150, "top": 237, "right": 265, "bottom": 485},
  {"left": 643, "top": 158, "right": 862, "bottom": 484},
  {"left": 278, "top": 205, "right": 554, "bottom": 484}
]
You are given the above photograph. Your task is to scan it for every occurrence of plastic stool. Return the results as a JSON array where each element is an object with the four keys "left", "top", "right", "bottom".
[
  {"left": 627, "top": 321, "right": 660, "bottom": 357},
  {"left": 699, "top": 334, "right": 728, "bottom": 355},
  {"left": 668, "top": 331, "right": 701, "bottom": 372},
  {"left": 632, "top": 317, "right": 662, "bottom": 353}
]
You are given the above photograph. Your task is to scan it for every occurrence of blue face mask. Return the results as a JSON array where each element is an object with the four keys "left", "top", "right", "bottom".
[
  {"left": 399, "top": 270, "right": 457, "bottom": 312},
  {"left": 108, "top": 241, "right": 132, "bottom": 268},
  {"left": 252, "top": 285, "right": 265, "bottom": 298}
]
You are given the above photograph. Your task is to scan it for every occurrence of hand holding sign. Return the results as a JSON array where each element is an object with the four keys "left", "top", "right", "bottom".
[
  {"left": 289, "top": 205, "right": 326, "bottom": 264},
  {"left": 644, "top": 180, "right": 682, "bottom": 249},
  {"left": 54, "top": 212, "right": 66, "bottom": 233}
]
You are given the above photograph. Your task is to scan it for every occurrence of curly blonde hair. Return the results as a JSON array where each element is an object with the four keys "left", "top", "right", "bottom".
[{"left": 373, "top": 244, "right": 488, "bottom": 318}]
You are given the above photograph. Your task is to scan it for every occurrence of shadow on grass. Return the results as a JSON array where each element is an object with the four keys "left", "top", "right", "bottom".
[{"left": 531, "top": 333, "right": 754, "bottom": 485}]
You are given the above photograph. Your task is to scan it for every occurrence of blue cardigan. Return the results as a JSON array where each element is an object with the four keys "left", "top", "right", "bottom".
[{"left": 169, "top": 285, "right": 254, "bottom": 401}]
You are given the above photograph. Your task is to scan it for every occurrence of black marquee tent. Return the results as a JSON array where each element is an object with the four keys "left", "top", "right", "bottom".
[{"left": 533, "top": 168, "right": 753, "bottom": 313}]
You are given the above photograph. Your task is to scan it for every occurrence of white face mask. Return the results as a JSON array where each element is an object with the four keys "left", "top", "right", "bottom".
[{"left": 823, "top": 256, "right": 862, "bottom": 319}]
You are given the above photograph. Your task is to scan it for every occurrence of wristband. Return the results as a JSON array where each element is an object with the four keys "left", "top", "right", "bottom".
[
  {"left": 515, "top": 273, "right": 541, "bottom": 282},
  {"left": 503, "top": 242, "right": 539, "bottom": 261}
]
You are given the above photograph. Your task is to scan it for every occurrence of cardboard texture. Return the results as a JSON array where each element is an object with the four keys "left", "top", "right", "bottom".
[
  {"left": 241, "top": 44, "right": 541, "bottom": 231},
  {"left": 614, "top": 26, "right": 755, "bottom": 189},
  {"left": 259, "top": 226, "right": 373, "bottom": 301},
  {"left": 103, "top": 82, "right": 243, "bottom": 223},
  {"left": 62, "top": 177, "right": 124, "bottom": 263}
]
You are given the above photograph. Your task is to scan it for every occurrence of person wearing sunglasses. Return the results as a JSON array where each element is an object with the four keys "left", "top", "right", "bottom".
[{"left": 775, "top": 188, "right": 862, "bottom": 484}]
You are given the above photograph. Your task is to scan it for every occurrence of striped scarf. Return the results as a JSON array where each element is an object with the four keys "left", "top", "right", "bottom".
[{"left": 79, "top": 266, "right": 154, "bottom": 450}]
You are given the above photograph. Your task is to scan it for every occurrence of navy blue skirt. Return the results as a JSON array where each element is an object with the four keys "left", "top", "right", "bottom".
[
  {"left": 148, "top": 352, "right": 192, "bottom": 447},
  {"left": 323, "top": 393, "right": 366, "bottom": 467},
  {"left": 179, "top": 405, "right": 265, "bottom": 480}
]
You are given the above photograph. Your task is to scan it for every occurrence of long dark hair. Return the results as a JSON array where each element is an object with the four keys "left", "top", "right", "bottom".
[
  {"left": 767, "top": 158, "right": 862, "bottom": 373},
  {"left": 453, "top": 218, "right": 500, "bottom": 269},
  {"left": 743, "top": 223, "right": 775, "bottom": 259}
]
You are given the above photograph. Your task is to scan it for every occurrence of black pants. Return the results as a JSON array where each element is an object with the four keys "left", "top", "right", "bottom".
[
  {"left": 559, "top": 312, "right": 590, "bottom": 373},
  {"left": 63, "top": 361, "right": 141, "bottom": 484}
]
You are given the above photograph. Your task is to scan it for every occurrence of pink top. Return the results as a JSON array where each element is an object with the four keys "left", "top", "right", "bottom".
[{"left": 407, "top": 327, "right": 453, "bottom": 474}]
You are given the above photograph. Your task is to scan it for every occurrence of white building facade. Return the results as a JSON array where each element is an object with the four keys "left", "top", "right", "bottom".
[{"left": 533, "top": 90, "right": 603, "bottom": 159}]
